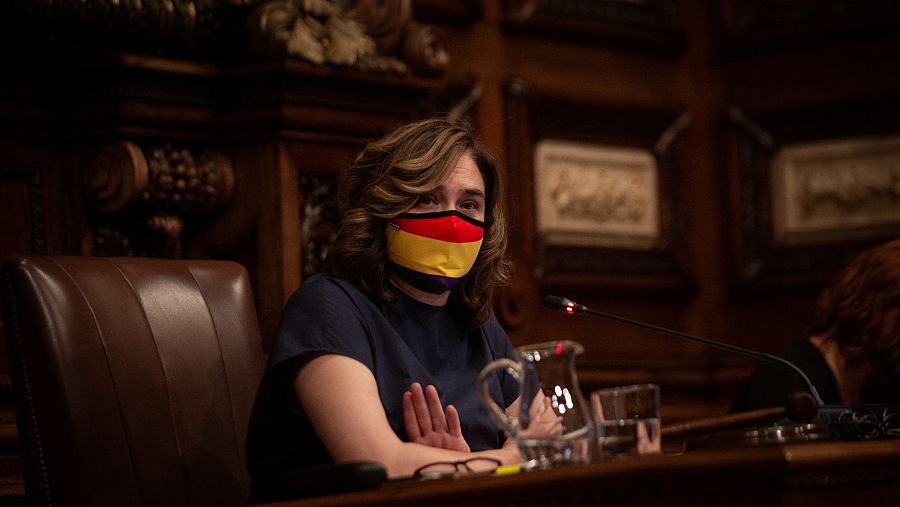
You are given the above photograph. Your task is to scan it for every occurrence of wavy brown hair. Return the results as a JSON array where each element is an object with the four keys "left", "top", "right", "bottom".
[
  {"left": 329, "top": 117, "right": 511, "bottom": 328},
  {"left": 809, "top": 238, "right": 900, "bottom": 372}
]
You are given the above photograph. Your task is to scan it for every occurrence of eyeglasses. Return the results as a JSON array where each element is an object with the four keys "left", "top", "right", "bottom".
[{"left": 413, "top": 457, "right": 501, "bottom": 479}]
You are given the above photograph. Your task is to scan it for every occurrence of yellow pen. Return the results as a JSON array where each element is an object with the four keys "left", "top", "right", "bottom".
[{"left": 494, "top": 464, "right": 522, "bottom": 476}]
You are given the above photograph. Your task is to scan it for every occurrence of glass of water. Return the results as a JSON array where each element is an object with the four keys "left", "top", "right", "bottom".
[{"left": 591, "top": 384, "right": 661, "bottom": 458}]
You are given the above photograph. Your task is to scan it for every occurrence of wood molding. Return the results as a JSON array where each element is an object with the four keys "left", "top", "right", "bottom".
[
  {"left": 413, "top": 0, "right": 484, "bottom": 25},
  {"left": 502, "top": 0, "right": 685, "bottom": 57},
  {"left": 0, "top": 166, "right": 46, "bottom": 257},
  {"left": 719, "top": 0, "right": 900, "bottom": 53}
]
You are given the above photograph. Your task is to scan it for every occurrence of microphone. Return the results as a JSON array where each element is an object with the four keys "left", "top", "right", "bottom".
[{"left": 542, "top": 295, "right": 825, "bottom": 408}]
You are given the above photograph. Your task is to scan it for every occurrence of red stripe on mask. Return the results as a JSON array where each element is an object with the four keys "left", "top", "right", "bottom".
[{"left": 390, "top": 214, "right": 484, "bottom": 243}]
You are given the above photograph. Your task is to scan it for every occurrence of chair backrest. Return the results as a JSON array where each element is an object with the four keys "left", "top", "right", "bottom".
[{"left": 1, "top": 256, "right": 266, "bottom": 506}]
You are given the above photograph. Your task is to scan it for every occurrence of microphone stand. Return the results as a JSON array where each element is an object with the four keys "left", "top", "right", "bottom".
[
  {"left": 543, "top": 295, "right": 900, "bottom": 442},
  {"left": 543, "top": 295, "right": 825, "bottom": 407},
  {"left": 544, "top": 295, "right": 900, "bottom": 440}
]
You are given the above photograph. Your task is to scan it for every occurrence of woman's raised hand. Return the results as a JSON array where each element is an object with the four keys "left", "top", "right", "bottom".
[{"left": 402, "top": 382, "right": 471, "bottom": 453}]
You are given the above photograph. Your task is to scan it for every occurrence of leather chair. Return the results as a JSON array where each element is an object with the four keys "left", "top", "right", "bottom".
[{"left": 1, "top": 256, "right": 266, "bottom": 506}]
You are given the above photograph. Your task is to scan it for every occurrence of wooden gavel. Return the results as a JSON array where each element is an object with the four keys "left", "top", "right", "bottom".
[{"left": 661, "top": 391, "right": 819, "bottom": 439}]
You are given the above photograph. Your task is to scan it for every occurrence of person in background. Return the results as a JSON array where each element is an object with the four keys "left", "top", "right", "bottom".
[
  {"left": 245, "top": 118, "right": 559, "bottom": 501},
  {"left": 731, "top": 238, "right": 900, "bottom": 412}
]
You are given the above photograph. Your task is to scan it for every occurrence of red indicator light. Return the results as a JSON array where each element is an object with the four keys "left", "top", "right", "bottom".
[{"left": 555, "top": 341, "right": 563, "bottom": 355}]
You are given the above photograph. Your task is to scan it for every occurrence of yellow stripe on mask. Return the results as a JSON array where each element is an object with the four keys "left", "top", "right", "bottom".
[{"left": 387, "top": 228, "right": 482, "bottom": 278}]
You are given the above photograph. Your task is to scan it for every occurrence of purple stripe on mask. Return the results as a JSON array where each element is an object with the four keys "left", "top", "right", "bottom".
[{"left": 388, "top": 261, "right": 462, "bottom": 294}]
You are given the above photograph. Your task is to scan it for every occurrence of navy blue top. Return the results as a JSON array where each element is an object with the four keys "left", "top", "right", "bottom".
[{"left": 246, "top": 273, "right": 518, "bottom": 491}]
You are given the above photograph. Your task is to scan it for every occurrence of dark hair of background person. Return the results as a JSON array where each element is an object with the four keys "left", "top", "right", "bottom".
[
  {"left": 808, "top": 237, "right": 900, "bottom": 376},
  {"left": 328, "top": 117, "right": 512, "bottom": 329}
]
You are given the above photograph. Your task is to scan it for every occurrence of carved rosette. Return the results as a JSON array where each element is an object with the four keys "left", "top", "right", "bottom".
[
  {"left": 83, "top": 141, "right": 149, "bottom": 213},
  {"left": 84, "top": 141, "right": 234, "bottom": 258},
  {"left": 247, "top": 0, "right": 449, "bottom": 77}
]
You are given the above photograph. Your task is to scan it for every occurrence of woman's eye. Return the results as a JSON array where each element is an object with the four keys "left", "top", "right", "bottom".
[
  {"left": 418, "top": 195, "right": 437, "bottom": 206},
  {"left": 460, "top": 201, "right": 481, "bottom": 212}
]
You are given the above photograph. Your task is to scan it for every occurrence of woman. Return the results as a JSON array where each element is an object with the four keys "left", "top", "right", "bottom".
[
  {"left": 246, "top": 118, "right": 528, "bottom": 499},
  {"left": 731, "top": 238, "right": 900, "bottom": 412}
]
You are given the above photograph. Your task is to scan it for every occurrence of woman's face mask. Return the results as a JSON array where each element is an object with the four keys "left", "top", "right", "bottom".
[{"left": 386, "top": 210, "right": 484, "bottom": 294}]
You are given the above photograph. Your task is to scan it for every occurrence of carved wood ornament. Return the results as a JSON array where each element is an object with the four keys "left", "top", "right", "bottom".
[
  {"left": 4, "top": 0, "right": 221, "bottom": 49},
  {"left": 247, "top": 0, "right": 449, "bottom": 76},
  {"left": 5, "top": 1, "right": 450, "bottom": 77},
  {"left": 84, "top": 141, "right": 235, "bottom": 259}
]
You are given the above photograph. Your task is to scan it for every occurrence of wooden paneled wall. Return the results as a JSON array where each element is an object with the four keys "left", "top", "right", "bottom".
[
  {"left": 2, "top": 3, "right": 900, "bottom": 477},
  {"left": 429, "top": 1, "right": 900, "bottom": 422}
]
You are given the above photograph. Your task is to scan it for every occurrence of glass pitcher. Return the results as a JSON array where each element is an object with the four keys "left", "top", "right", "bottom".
[{"left": 479, "top": 340, "right": 593, "bottom": 469}]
